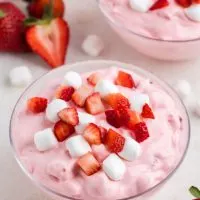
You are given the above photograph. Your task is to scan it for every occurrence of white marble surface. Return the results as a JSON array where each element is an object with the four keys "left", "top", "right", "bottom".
[{"left": 0, "top": 0, "right": 199, "bottom": 200}]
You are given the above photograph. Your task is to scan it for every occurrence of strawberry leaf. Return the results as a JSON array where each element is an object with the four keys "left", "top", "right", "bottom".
[
  {"left": 0, "top": 10, "right": 6, "bottom": 18},
  {"left": 189, "top": 186, "right": 200, "bottom": 198},
  {"left": 24, "top": 17, "right": 50, "bottom": 26}
]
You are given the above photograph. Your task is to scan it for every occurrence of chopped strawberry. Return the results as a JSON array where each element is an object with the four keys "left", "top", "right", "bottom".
[
  {"left": 105, "top": 93, "right": 130, "bottom": 110},
  {"left": 85, "top": 92, "right": 105, "bottom": 115},
  {"left": 127, "top": 110, "right": 142, "bottom": 130},
  {"left": 141, "top": 104, "right": 155, "bottom": 119},
  {"left": 117, "top": 107, "right": 131, "bottom": 125},
  {"left": 83, "top": 123, "right": 101, "bottom": 145},
  {"left": 55, "top": 86, "right": 75, "bottom": 102},
  {"left": 54, "top": 120, "right": 75, "bottom": 142},
  {"left": 115, "top": 71, "right": 135, "bottom": 88},
  {"left": 105, "top": 129, "right": 125, "bottom": 153},
  {"left": 58, "top": 107, "right": 79, "bottom": 126},
  {"left": 105, "top": 109, "right": 122, "bottom": 128},
  {"left": 150, "top": 0, "right": 169, "bottom": 10},
  {"left": 99, "top": 126, "right": 107, "bottom": 143},
  {"left": 77, "top": 152, "right": 101, "bottom": 176},
  {"left": 87, "top": 72, "right": 101, "bottom": 86},
  {"left": 27, "top": 97, "right": 48, "bottom": 113},
  {"left": 133, "top": 122, "right": 149, "bottom": 143},
  {"left": 72, "top": 85, "right": 93, "bottom": 107},
  {"left": 175, "top": 0, "right": 192, "bottom": 7}
]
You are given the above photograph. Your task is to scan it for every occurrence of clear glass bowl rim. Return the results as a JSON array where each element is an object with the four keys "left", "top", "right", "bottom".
[
  {"left": 9, "top": 60, "right": 191, "bottom": 200},
  {"left": 96, "top": 0, "right": 200, "bottom": 43}
]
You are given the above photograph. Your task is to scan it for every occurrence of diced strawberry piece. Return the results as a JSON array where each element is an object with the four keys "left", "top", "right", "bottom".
[
  {"left": 127, "top": 110, "right": 142, "bottom": 130},
  {"left": 115, "top": 71, "right": 135, "bottom": 88},
  {"left": 105, "top": 109, "right": 122, "bottom": 128},
  {"left": 99, "top": 126, "right": 107, "bottom": 143},
  {"left": 117, "top": 107, "right": 130, "bottom": 125},
  {"left": 27, "top": 97, "right": 48, "bottom": 113},
  {"left": 133, "top": 122, "right": 149, "bottom": 143},
  {"left": 105, "top": 129, "right": 125, "bottom": 153},
  {"left": 54, "top": 120, "right": 75, "bottom": 142},
  {"left": 105, "top": 93, "right": 130, "bottom": 110},
  {"left": 55, "top": 86, "right": 75, "bottom": 102},
  {"left": 72, "top": 85, "right": 93, "bottom": 107},
  {"left": 77, "top": 152, "right": 101, "bottom": 176},
  {"left": 150, "top": 0, "right": 169, "bottom": 10},
  {"left": 87, "top": 72, "right": 102, "bottom": 86},
  {"left": 175, "top": 0, "right": 192, "bottom": 7},
  {"left": 141, "top": 104, "right": 155, "bottom": 119},
  {"left": 58, "top": 107, "right": 79, "bottom": 126},
  {"left": 85, "top": 92, "right": 105, "bottom": 115}
]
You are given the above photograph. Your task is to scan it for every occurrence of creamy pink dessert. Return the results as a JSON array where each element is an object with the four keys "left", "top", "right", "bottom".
[
  {"left": 12, "top": 66, "right": 188, "bottom": 200},
  {"left": 99, "top": 0, "right": 200, "bottom": 40}
]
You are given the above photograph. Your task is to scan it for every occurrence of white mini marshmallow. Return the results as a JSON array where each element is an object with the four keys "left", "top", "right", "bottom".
[
  {"left": 118, "top": 137, "right": 141, "bottom": 161},
  {"left": 65, "top": 135, "right": 91, "bottom": 158},
  {"left": 95, "top": 80, "right": 119, "bottom": 97},
  {"left": 34, "top": 128, "right": 58, "bottom": 151},
  {"left": 9, "top": 66, "right": 32, "bottom": 87},
  {"left": 130, "top": 92, "right": 150, "bottom": 113},
  {"left": 63, "top": 71, "right": 82, "bottom": 89},
  {"left": 185, "top": 4, "right": 200, "bottom": 22},
  {"left": 103, "top": 153, "right": 126, "bottom": 181},
  {"left": 82, "top": 34, "right": 104, "bottom": 57},
  {"left": 174, "top": 80, "right": 191, "bottom": 98},
  {"left": 46, "top": 99, "right": 68, "bottom": 123},
  {"left": 129, "top": 0, "right": 154, "bottom": 13}
]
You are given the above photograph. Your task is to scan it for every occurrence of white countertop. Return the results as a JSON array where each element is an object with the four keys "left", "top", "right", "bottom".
[{"left": 0, "top": 0, "right": 199, "bottom": 199}]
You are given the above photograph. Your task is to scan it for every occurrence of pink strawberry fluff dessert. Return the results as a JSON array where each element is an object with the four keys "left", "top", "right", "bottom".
[{"left": 10, "top": 61, "right": 189, "bottom": 200}]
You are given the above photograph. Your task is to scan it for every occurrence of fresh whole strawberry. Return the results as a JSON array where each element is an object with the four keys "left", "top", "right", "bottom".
[
  {"left": 175, "top": 0, "right": 192, "bottom": 7},
  {"left": 133, "top": 122, "right": 149, "bottom": 143},
  {"left": 55, "top": 86, "right": 75, "bottom": 101},
  {"left": 27, "top": 97, "right": 48, "bottom": 113},
  {"left": 115, "top": 71, "right": 136, "bottom": 88},
  {"left": 0, "top": 3, "right": 29, "bottom": 52},
  {"left": 150, "top": 0, "right": 169, "bottom": 11}
]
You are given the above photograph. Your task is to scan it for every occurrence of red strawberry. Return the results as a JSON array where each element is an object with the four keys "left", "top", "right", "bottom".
[
  {"left": 87, "top": 72, "right": 102, "bottom": 86},
  {"left": 72, "top": 85, "right": 93, "bottom": 107},
  {"left": 53, "top": 120, "right": 75, "bottom": 142},
  {"left": 105, "top": 93, "right": 130, "bottom": 110},
  {"left": 77, "top": 152, "right": 101, "bottom": 176},
  {"left": 141, "top": 104, "right": 155, "bottom": 119},
  {"left": 105, "top": 110, "right": 122, "bottom": 128},
  {"left": 133, "top": 122, "right": 149, "bottom": 143},
  {"left": 58, "top": 107, "right": 79, "bottom": 126},
  {"left": 115, "top": 71, "right": 135, "bottom": 88},
  {"left": 85, "top": 93, "right": 105, "bottom": 115},
  {"left": 175, "top": 0, "right": 192, "bottom": 7},
  {"left": 27, "top": 97, "right": 48, "bottom": 113},
  {"left": 193, "top": 0, "right": 200, "bottom": 3},
  {"left": 99, "top": 126, "right": 107, "bottom": 143},
  {"left": 0, "top": 3, "right": 29, "bottom": 52},
  {"left": 25, "top": 17, "right": 70, "bottom": 68},
  {"left": 150, "top": 0, "right": 169, "bottom": 10},
  {"left": 55, "top": 86, "right": 75, "bottom": 102},
  {"left": 105, "top": 129, "right": 125, "bottom": 153},
  {"left": 117, "top": 107, "right": 130, "bottom": 125},
  {"left": 127, "top": 110, "right": 142, "bottom": 130},
  {"left": 83, "top": 123, "right": 101, "bottom": 145}
]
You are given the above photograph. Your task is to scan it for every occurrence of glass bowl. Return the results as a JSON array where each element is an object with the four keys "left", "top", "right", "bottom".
[
  {"left": 97, "top": 0, "right": 200, "bottom": 61},
  {"left": 9, "top": 60, "right": 190, "bottom": 200}
]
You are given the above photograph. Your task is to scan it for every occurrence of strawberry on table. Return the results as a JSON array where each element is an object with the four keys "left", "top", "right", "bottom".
[
  {"left": 127, "top": 110, "right": 142, "bottom": 130},
  {"left": 141, "top": 104, "right": 155, "bottom": 119},
  {"left": 87, "top": 72, "right": 102, "bottom": 86},
  {"left": 150, "top": 0, "right": 169, "bottom": 10},
  {"left": 133, "top": 122, "right": 149, "bottom": 143},
  {"left": 175, "top": 0, "right": 192, "bottom": 7},
  {"left": 77, "top": 152, "right": 101, "bottom": 176},
  {"left": 55, "top": 86, "right": 75, "bottom": 102},
  {"left": 27, "top": 97, "right": 48, "bottom": 113},
  {"left": 115, "top": 71, "right": 136, "bottom": 88}
]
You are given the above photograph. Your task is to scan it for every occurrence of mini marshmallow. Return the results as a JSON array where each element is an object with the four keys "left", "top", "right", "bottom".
[
  {"left": 130, "top": 92, "right": 150, "bottom": 113},
  {"left": 9, "top": 66, "right": 32, "bottom": 87},
  {"left": 103, "top": 153, "right": 126, "bottom": 181},
  {"left": 174, "top": 80, "right": 191, "bottom": 98},
  {"left": 82, "top": 34, "right": 104, "bottom": 57},
  {"left": 46, "top": 99, "right": 68, "bottom": 123},
  {"left": 95, "top": 80, "right": 119, "bottom": 97},
  {"left": 62, "top": 71, "right": 82, "bottom": 89},
  {"left": 65, "top": 135, "right": 91, "bottom": 158},
  {"left": 185, "top": 4, "right": 200, "bottom": 22},
  {"left": 129, "top": 0, "right": 154, "bottom": 13},
  {"left": 118, "top": 137, "right": 141, "bottom": 161},
  {"left": 34, "top": 128, "right": 58, "bottom": 151}
]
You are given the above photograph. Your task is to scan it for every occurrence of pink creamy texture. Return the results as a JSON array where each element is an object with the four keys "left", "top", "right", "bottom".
[
  {"left": 12, "top": 67, "right": 186, "bottom": 200},
  {"left": 99, "top": 0, "right": 200, "bottom": 40}
]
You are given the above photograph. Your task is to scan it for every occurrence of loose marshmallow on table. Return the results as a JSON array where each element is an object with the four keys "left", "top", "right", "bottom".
[
  {"left": 46, "top": 99, "right": 68, "bottom": 123},
  {"left": 130, "top": 92, "right": 150, "bottom": 113},
  {"left": 129, "top": 0, "right": 154, "bottom": 13},
  {"left": 103, "top": 153, "right": 126, "bottom": 181},
  {"left": 118, "top": 137, "right": 141, "bottom": 161},
  {"left": 34, "top": 128, "right": 58, "bottom": 151},
  {"left": 9, "top": 66, "right": 32, "bottom": 87},
  {"left": 95, "top": 80, "right": 119, "bottom": 97},
  {"left": 62, "top": 71, "right": 82, "bottom": 89},
  {"left": 185, "top": 4, "right": 200, "bottom": 22},
  {"left": 174, "top": 80, "right": 191, "bottom": 98},
  {"left": 82, "top": 34, "right": 104, "bottom": 57},
  {"left": 66, "top": 135, "right": 91, "bottom": 158}
]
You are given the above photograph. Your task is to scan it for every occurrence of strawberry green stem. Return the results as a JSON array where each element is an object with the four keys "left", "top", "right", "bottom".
[{"left": 0, "top": 10, "right": 6, "bottom": 18}]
